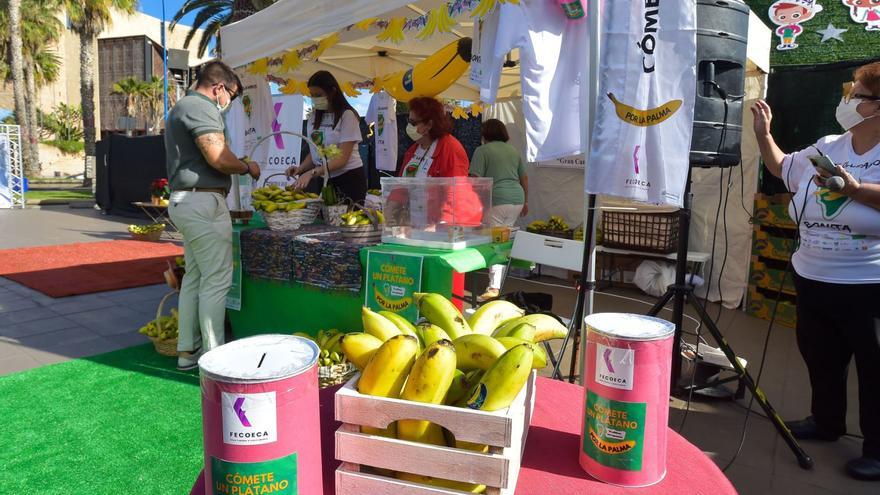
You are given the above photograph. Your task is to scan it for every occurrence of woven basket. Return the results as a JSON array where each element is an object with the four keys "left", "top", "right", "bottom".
[
  {"left": 600, "top": 210, "right": 679, "bottom": 254},
  {"left": 130, "top": 227, "right": 165, "bottom": 242},
  {"left": 262, "top": 199, "right": 323, "bottom": 231},
  {"left": 318, "top": 362, "right": 357, "bottom": 389},
  {"left": 147, "top": 291, "right": 179, "bottom": 356},
  {"left": 322, "top": 204, "right": 349, "bottom": 226},
  {"left": 340, "top": 223, "right": 382, "bottom": 244}
]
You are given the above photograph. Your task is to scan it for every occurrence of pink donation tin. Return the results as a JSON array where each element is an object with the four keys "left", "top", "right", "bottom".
[
  {"left": 579, "top": 313, "right": 675, "bottom": 487},
  {"left": 199, "top": 335, "right": 322, "bottom": 495}
]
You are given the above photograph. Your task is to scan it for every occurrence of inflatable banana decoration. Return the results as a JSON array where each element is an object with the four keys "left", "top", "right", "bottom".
[
  {"left": 380, "top": 38, "right": 472, "bottom": 103},
  {"left": 607, "top": 93, "right": 682, "bottom": 127}
]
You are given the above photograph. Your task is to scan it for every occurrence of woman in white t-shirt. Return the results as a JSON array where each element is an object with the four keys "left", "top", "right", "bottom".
[
  {"left": 752, "top": 61, "right": 880, "bottom": 481},
  {"left": 284, "top": 70, "right": 366, "bottom": 203}
]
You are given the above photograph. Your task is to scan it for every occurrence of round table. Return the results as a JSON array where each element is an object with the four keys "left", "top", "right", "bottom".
[{"left": 191, "top": 377, "right": 735, "bottom": 494}]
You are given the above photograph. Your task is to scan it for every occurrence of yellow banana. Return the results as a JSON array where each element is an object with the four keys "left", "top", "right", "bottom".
[
  {"left": 492, "top": 314, "right": 567, "bottom": 342},
  {"left": 506, "top": 322, "right": 537, "bottom": 342},
  {"left": 464, "top": 344, "right": 533, "bottom": 411},
  {"left": 496, "top": 337, "right": 548, "bottom": 369},
  {"left": 340, "top": 332, "right": 384, "bottom": 370},
  {"left": 378, "top": 311, "right": 419, "bottom": 337},
  {"left": 468, "top": 299, "right": 525, "bottom": 335},
  {"left": 437, "top": 5, "right": 458, "bottom": 32},
  {"left": 417, "top": 323, "right": 451, "bottom": 348},
  {"left": 452, "top": 334, "right": 507, "bottom": 371},
  {"left": 398, "top": 340, "right": 457, "bottom": 446},
  {"left": 415, "top": 292, "right": 472, "bottom": 339},
  {"left": 362, "top": 307, "right": 403, "bottom": 342},
  {"left": 375, "top": 209, "right": 385, "bottom": 224},
  {"left": 323, "top": 332, "right": 345, "bottom": 354},
  {"left": 396, "top": 472, "right": 486, "bottom": 494},
  {"left": 415, "top": 7, "right": 440, "bottom": 40},
  {"left": 380, "top": 38, "right": 472, "bottom": 103},
  {"left": 357, "top": 334, "right": 420, "bottom": 442},
  {"left": 607, "top": 93, "right": 682, "bottom": 127}
]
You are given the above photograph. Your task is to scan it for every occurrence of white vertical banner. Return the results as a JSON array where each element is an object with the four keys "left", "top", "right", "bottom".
[
  {"left": 261, "top": 94, "right": 304, "bottom": 187},
  {"left": 585, "top": 0, "right": 697, "bottom": 207}
]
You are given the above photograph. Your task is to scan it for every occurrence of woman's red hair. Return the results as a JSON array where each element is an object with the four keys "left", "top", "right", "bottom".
[{"left": 409, "top": 97, "right": 453, "bottom": 140}]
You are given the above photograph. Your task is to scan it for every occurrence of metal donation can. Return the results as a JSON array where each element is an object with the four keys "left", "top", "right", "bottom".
[
  {"left": 579, "top": 313, "right": 675, "bottom": 487},
  {"left": 199, "top": 335, "right": 322, "bottom": 495}
]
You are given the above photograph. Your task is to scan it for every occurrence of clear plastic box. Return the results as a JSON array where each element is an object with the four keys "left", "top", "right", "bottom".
[{"left": 380, "top": 177, "right": 493, "bottom": 250}]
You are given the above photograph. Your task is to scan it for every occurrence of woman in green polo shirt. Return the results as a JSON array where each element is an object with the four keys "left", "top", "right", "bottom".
[{"left": 469, "top": 119, "right": 528, "bottom": 301}]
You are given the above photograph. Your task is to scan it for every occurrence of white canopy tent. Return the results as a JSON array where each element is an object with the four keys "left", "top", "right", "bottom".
[
  {"left": 221, "top": 0, "right": 522, "bottom": 101},
  {"left": 221, "top": 2, "right": 773, "bottom": 309}
]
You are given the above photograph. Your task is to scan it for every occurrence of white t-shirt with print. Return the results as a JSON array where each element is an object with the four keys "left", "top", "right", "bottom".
[
  {"left": 306, "top": 110, "right": 363, "bottom": 178},
  {"left": 782, "top": 133, "right": 880, "bottom": 284},
  {"left": 365, "top": 91, "right": 398, "bottom": 172}
]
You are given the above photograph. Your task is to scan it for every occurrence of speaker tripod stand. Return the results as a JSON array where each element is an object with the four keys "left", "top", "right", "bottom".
[{"left": 647, "top": 178, "right": 813, "bottom": 469}]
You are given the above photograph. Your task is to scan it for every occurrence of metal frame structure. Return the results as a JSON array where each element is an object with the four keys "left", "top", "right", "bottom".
[{"left": 1, "top": 124, "right": 24, "bottom": 209}]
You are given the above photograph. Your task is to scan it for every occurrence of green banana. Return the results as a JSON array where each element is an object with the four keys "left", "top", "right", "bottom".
[
  {"left": 340, "top": 332, "right": 384, "bottom": 370},
  {"left": 362, "top": 306, "right": 403, "bottom": 341},
  {"left": 417, "top": 323, "right": 451, "bottom": 348},
  {"left": 444, "top": 369, "right": 484, "bottom": 406},
  {"left": 468, "top": 300, "right": 525, "bottom": 335},
  {"left": 398, "top": 340, "right": 457, "bottom": 446},
  {"left": 379, "top": 311, "right": 419, "bottom": 337},
  {"left": 452, "top": 334, "right": 507, "bottom": 371},
  {"left": 505, "top": 322, "right": 537, "bottom": 342},
  {"left": 496, "top": 337, "right": 548, "bottom": 369},
  {"left": 414, "top": 292, "right": 471, "bottom": 339},
  {"left": 492, "top": 314, "right": 568, "bottom": 342},
  {"left": 463, "top": 344, "right": 533, "bottom": 412}
]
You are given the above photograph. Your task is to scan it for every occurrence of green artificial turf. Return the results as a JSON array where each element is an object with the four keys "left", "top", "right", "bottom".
[
  {"left": 0, "top": 345, "right": 203, "bottom": 494},
  {"left": 24, "top": 190, "right": 94, "bottom": 201}
]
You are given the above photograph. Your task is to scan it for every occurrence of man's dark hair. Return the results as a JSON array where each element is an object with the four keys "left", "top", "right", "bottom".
[{"left": 196, "top": 61, "right": 242, "bottom": 97}]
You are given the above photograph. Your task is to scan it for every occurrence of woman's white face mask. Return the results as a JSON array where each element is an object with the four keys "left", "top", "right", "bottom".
[
  {"left": 312, "top": 96, "right": 329, "bottom": 111},
  {"left": 836, "top": 96, "right": 878, "bottom": 131},
  {"left": 406, "top": 123, "right": 423, "bottom": 141}
]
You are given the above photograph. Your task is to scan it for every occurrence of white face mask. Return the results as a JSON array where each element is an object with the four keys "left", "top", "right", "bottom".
[
  {"left": 406, "top": 123, "right": 423, "bottom": 141},
  {"left": 312, "top": 96, "right": 329, "bottom": 111},
  {"left": 836, "top": 96, "right": 876, "bottom": 131}
]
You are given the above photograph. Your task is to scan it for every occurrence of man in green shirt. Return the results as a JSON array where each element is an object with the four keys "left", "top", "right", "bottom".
[{"left": 166, "top": 61, "right": 260, "bottom": 370}]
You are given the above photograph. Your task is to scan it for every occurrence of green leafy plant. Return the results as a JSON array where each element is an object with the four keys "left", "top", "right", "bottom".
[
  {"left": 39, "top": 103, "right": 83, "bottom": 141},
  {"left": 40, "top": 139, "right": 84, "bottom": 155}
]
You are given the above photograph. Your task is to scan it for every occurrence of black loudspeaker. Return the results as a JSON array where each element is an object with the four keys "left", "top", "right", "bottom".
[{"left": 690, "top": 0, "right": 749, "bottom": 168}]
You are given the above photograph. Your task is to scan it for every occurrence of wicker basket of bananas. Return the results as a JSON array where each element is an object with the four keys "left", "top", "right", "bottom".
[
  {"left": 339, "top": 208, "right": 384, "bottom": 244},
  {"left": 128, "top": 223, "right": 165, "bottom": 242},
  {"left": 294, "top": 329, "right": 358, "bottom": 389},
  {"left": 138, "top": 291, "right": 179, "bottom": 356},
  {"left": 251, "top": 180, "right": 322, "bottom": 231}
]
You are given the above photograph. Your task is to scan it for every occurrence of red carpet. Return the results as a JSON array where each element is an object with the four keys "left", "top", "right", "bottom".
[{"left": 0, "top": 240, "right": 183, "bottom": 297}]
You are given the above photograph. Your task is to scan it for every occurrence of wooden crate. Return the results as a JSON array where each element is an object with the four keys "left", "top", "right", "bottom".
[
  {"left": 753, "top": 193, "right": 796, "bottom": 229},
  {"left": 752, "top": 227, "right": 797, "bottom": 261},
  {"left": 748, "top": 256, "right": 796, "bottom": 296},
  {"left": 335, "top": 371, "right": 537, "bottom": 495},
  {"left": 745, "top": 285, "right": 797, "bottom": 328}
]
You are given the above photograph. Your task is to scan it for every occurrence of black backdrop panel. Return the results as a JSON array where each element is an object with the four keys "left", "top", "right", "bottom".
[
  {"left": 95, "top": 139, "right": 111, "bottom": 211},
  {"left": 104, "top": 134, "right": 167, "bottom": 217}
]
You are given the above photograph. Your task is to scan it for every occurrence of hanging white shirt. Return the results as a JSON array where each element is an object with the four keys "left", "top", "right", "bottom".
[
  {"left": 224, "top": 72, "right": 273, "bottom": 163},
  {"left": 365, "top": 91, "right": 398, "bottom": 172},
  {"left": 782, "top": 133, "right": 880, "bottom": 284},
  {"left": 479, "top": 1, "right": 588, "bottom": 162}
]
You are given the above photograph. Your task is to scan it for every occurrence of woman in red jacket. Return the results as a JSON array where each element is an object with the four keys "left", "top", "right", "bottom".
[{"left": 400, "top": 97, "right": 469, "bottom": 177}]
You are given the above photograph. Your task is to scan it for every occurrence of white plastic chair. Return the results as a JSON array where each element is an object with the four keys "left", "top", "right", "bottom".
[{"left": 496, "top": 231, "right": 585, "bottom": 379}]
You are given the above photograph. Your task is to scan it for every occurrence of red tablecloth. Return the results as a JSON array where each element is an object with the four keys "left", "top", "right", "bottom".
[{"left": 191, "top": 377, "right": 735, "bottom": 494}]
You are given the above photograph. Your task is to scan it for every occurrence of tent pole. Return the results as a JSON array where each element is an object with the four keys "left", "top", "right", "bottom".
[{"left": 575, "top": 0, "right": 602, "bottom": 385}]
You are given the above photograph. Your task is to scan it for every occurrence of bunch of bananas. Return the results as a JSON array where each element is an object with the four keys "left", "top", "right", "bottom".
[
  {"left": 316, "top": 144, "right": 342, "bottom": 161},
  {"left": 251, "top": 185, "right": 319, "bottom": 213},
  {"left": 128, "top": 223, "right": 165, "bottom": 234},
  {"left": 138, "top": 308, "right": 179, "bottom": 341},
  {"left": 366, "top": 189, "right": 382, "bottom": 196},
  {"left": 174, "top": 256, "right": 185, "bottom": 268},
  {"left": 338, "top": 294, "right": 568, "bottom": 492},
  {"left": 574, "top": 226, "right": 584, "bottom": 241},
  {"left": 341, "top": 208, "right": 385, "bottom": 226},
  {"left": 527, "top": 215, "right": 570, "bottom": 234},
  {"left": 293, "top": 329, "right": 349, "bottom": 367}
]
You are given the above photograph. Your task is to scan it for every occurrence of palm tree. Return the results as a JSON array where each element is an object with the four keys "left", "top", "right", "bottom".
[
  {"left": 4, "top": 0, "right": 34, "bottom": 176},
  {"left": 170, "top": 0, "right": 275, "bottom": 58},
  {"left": 112, "top": 77, "right": 146, "bottom": 119},
  {"left": 142, "top": 75, "right": 174, "bottom": 134},
  {"left": 63, "top": 0, "right": 138, "bottom": 187}
]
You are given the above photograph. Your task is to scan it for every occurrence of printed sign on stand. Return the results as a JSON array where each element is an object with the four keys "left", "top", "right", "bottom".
[{"left": 365, "top": 251, "right": 424, "bottom": 322}]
